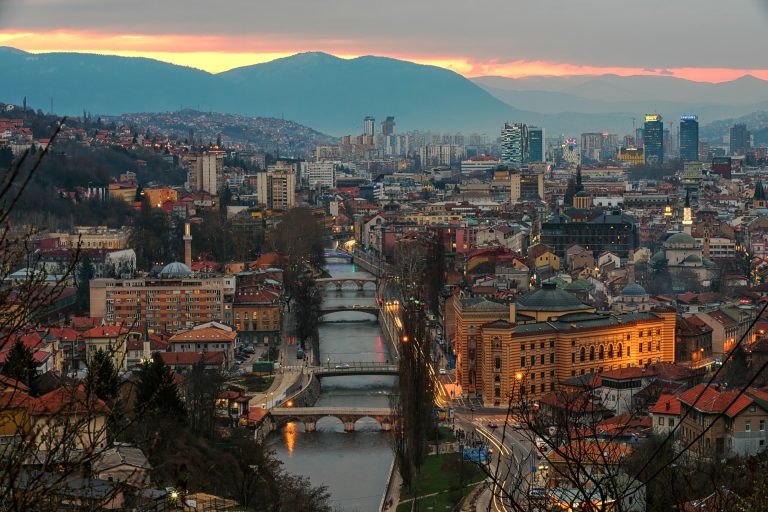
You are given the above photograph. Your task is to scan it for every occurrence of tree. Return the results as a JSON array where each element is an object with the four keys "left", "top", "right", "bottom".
[
  {"left": 1, "top": 339, "right": 37, "bottom": 387},
  {"left": 75, "top": 252, "right": 95, "bottom": 313},
  {"left": 390, "top": 246, "right": 435, "bottom": 490},
  {"left": 135, "top": 352, "right": 186, "bottom": 420},
  {"left": 84, "top": 348, "right": 119, "bottom": 402},
  {"left": 185, "top": 360, "right": 223, "bottom": 438}
]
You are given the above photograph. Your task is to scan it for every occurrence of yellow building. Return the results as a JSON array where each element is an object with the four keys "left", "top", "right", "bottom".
[
  {"left": 108, "top": 183, "right": 137, "bottom": 203},
  {"left": 617, "top": 147, "right": 644, "bottom": 165},
  {"left": 453, "top": 283, "right": 676, "bottom": 406},
  {"left": 534, "top": 251, "right": 561, "bottom": 271},
  {"left": 144, "top": 187, "right": 179, "bottom": 208},
  {"left": 49, "top": 225, "right": 131, "bottom": 250}
]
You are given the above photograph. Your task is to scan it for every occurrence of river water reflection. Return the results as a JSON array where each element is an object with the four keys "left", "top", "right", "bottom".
[{"left": 265, "top": 262, "right": 395, "bottom": 512}]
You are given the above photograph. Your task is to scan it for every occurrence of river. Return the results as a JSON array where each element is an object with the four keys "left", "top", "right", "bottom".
[{"left": 265, "top": 260, "right": 396, "bottom": 512}]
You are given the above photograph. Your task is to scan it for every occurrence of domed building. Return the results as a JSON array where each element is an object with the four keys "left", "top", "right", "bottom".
[
  {"left": 612, "top": 283, "right": 651, "bottom": 313},
  {"left": 159, "top": 261, "right": 193, "bottom": 278},
  {"left": 452, "top": 282, "right": 677, "bottom": 407},
  {"left": 650, "top": 231, "right": 715, "bottom": 285}
]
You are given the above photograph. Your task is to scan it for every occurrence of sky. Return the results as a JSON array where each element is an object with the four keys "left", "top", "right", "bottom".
[{"left": 1, "top": 0, "right": 767, "bottom": 81}]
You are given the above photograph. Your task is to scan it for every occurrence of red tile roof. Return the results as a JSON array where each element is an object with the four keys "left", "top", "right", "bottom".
[
  {"left": 678, "top": 384, "right": 768, "bottom": 417},
  {"left": 169, "top": 326, "right": 237, "bottom": 343},
  {"left": 649, "top": 394, "right": 682, "bottom": 415},
  {"left": 82, "top": 326, "right": 129, "bottom": 338},
  {"left": 159, "top": 351, "right": 224, "bottom": 366}
]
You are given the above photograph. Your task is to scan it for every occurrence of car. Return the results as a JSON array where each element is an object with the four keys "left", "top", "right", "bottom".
[
  {"left": 487, "top": 421, "right": 498, "bottom": 429},
  {"left": 335, "top": 363, "right": 351, "bottom": 369},
  {"left": 439, "top": 368, "right": 447, "bottom": 375},
  {"left": 528, "top": 488, "right": 546, "bottom": 500},
  {"left": 511, "top": 422, "right": 523, "bottom": 430},
  {"left": 243, "top": 347, "right": 256, "bottom": 354}
]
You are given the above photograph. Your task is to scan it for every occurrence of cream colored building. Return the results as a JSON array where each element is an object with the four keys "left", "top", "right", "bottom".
[{"left": 49, "top": 226, "right": 131, "bottom": 250}]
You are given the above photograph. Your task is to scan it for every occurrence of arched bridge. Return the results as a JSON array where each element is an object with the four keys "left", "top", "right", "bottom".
[
  {"left": 314, "top": 362, "right": 398, "bottom": 377},
  {"left": 323, "top": 250, "right": 354, "bottom": 262},
  {"left": 318, "top": 304, "right": 379, "bottom": 320},
  {"left": 316, "top": 276, "right": 377, "bottom": 291},
  {"left": 270, "top": 406, "right": 395, "bottom": 432}
]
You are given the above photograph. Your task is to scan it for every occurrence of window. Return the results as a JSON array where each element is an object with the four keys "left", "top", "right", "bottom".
[
  {"left": 745, "top": 420, "right": 752, "bottom": 432},
  {"left": 530, "top": 384, "right": 535, "bottom": 393},
  {"left": 608, "top": 344, "right": 613, "bottom": 358},
  {"left": 540, "top": 342, "right": 545, "bottom": 349},
  {"left": 541, "top": 383, "right": 545, "bottom": 392},
  {"left": 550, "top": 340, "right": 555, "bottom": 348},
  {"left": 618, "top": 343, "right": 623, "bottom": 357},
  {"left": 589, "top": 346, "right": 595, "bottom": 361},
  {"left": 639, "top": 343, "right": 643, "bottom": 353},
  {"left": 495, "top": 357, "right": 502, "bottom": 370},
  {"left": 494, "top": 388, "right": 501, "bottom": 397},
  {"left": 531, "top": 355, "right": 536, "bottom": 367},
  {"left": 571, "top": 370, "right": 576, "bottom": 377},
  {"left": 669, "top": 418, "right": 674, "bottom": 427},
  {"left": 521, "top": 344, "right": 526, "bottom": 351},
  {"left": 540, "top": 354, "right": 545, "bottom": 364},
  {"left": 521, "top": 356, "right": 526, "bottom": 367},
  {"left": 658, "top": 417, "right": 665, "bottom": 426},
  {"left": 572, "top": 353, "right": 576, "bottom": 363},
  {"left": 551, "top": 383, "right": 555, "bottom": 391},
  {"left": 550, "top": 353, "right": 555, "bottom": 364},
  {"left": 761, "top": 420, "right": 766, "bottom": 431},
  {"left": 599, "top": 345, "right": 605, "bottom": 360},
  {"left": 580, "top": 347, "right": 586, "bottom": 362},
  {"left": 639, "top": 331, "right": 643, "bottom": 338}
]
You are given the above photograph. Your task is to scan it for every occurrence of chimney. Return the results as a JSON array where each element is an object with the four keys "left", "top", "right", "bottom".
[{"left": 183, "top": 221, "right": 193, "bottom": 269}]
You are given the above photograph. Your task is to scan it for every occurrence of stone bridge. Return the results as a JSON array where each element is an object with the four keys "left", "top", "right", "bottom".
[
  {"left": 314, "top": 362, "right": 399, "bottom": 377},
  {"left": 323, "top": 250, "right": 354, "bottom": 262},
  {"left": 270, "top": 407, "right": 395, "bottom": 432},
  {"left": 316, "top": 276, "right": 377, "bottom": 291},
  {"left": 318, "top": 303, "right": 379, "bottom": 320}
]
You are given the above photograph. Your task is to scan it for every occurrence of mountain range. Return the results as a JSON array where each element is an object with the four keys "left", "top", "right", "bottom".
[{"left": 2, "top": 46, "right": 767, "bottom": 137}]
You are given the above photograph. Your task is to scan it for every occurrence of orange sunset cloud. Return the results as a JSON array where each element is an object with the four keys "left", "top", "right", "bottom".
[{"left": 3, "top": 30, "right": 768, "bottom": 83}]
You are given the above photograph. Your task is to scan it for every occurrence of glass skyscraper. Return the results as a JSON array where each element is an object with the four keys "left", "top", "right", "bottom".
[
  {"left": 643, "top": 114, "right": 664, "bottom": 165},
  {"left": 679, "top": 115, "right": 699, "bottom": 162},
  {"left": 528, "top": 126, "right": 545, "bottom": 162},
  {"left": 501, "top": 123, "right": 529, "bottom": 167}
]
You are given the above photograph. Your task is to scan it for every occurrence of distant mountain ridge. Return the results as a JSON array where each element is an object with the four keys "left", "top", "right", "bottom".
[
  {"left": 2, "top": 46, "right": 766, "bottom": 136},
  {"left": 472, "top": 74, "right": 768, "bottom": 126}
]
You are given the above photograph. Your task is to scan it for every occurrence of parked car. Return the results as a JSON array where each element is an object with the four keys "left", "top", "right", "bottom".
[
  {"left": 335, "top": 363, "right": 350, "bottom": 369},
  {"left": 439, "top": 368, "right": 447, "bottom": 375}
]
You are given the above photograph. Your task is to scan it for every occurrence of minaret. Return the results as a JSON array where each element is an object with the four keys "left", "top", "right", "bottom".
[
  {"left": 183, "top": 222, "right": 193, "bottom": 268},
  {"left": 682, "top": 190, "right": 693, "bottom": 235}
]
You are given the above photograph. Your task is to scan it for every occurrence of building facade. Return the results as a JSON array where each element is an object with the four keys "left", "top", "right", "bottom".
[
  {"left": 89, "top": 263, "right": 226, "bottom": 333},
  {"left": 453, "top": 285, "right": 676, "bottom": 406},
  {"left": 679, "top": 115, "right": 699, "bottom": 162},
  {"left": 643, "top": 114, "right": 664, "bottom": 165},
  {"left": 501, "top": 123, "right": 529, "bottom": 167}
]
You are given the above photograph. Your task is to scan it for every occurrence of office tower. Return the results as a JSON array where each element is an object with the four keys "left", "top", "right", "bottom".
[
  {"left": 381, "top": 116, "right": 396, "bottom": 137},
  {"left": 364, "top": 116, "right": 376, "bottom": 137},
  {"left": 679, "top": 115, "right": 699, "bottom": 162},
  {"left": 528, "top": 126, "right": 545, "bottom": 162},
  {"left": 501, "top": 123, "right": 529, "bottom": 167},
  {"left": 643, "top": 114, "right": 664, "bottom": 165},
  {"left": 635, "top": 128, "right": 644, "bottom": 148},
  {"left": 184, "top": 152, "right": 224, "bottom": 194},
  {"left": 730, "top": 123, "right": 751, "bottom": 155}
]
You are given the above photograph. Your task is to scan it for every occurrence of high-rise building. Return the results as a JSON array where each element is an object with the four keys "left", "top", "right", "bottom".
[
  {"left": 305, "top": 162, "right": 337, "bottom": 188},
  {"left": 184, "top": 151, "right": 225, "bottom": 194},
  {"left": 255, "top": 162, "right": 297, "bottom": 209},
  {"left": 679, "top": 115, "right": 699, "bottom": 162},
  {"left": 501, "top": 123, "right": 529, "bottom": 167},
  {"left": 528, "top": 126, "right": 545, "bottom": 162},
  {"left": 643, "top": 114, "right": 664, "bottom": 165},
  {"left": 381, "top": 116, "right": 396, "bottom": 137},
  {"left": 364, "top": 116, "right": 376, "bottom": 137},
  {"left": 730, "top": 123, "right": 751, "bottom": 155}
]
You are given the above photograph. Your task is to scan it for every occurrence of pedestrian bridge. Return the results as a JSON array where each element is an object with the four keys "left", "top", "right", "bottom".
[
  {"left": 318, "top": 303, "right": 379, "bottom": 320},
  {"left": 270, "top": 406, "right": 395, "bottom": 432},
  {"left": 314, "top": 362, "right": 399, "bottom": 377},
  {"left": 316, "top": 276, "right": 377, "bottom": 291}
]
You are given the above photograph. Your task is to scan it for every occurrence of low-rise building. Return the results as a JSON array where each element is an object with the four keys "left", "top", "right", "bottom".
[{"left": 168, "top": 322, "right": 237, "bottom": 368}]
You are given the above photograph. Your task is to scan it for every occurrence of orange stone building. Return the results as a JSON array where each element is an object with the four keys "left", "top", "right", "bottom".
[{"left": 453, "top": 283, "right": 676, "bottom": 406}]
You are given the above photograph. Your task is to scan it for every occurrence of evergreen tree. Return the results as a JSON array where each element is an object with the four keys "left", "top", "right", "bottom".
[
  {"left": 85, "top": 348, "right": 119, "bottom": 402},
  {"left": 136, "top": 352, "right": 186, "bottom": 420},
  {"left": 76, "top": 252, "right": 95, "bottom": 313},
  {"left": 1, "top": 340, "right": 37, "bottom": 387}
]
